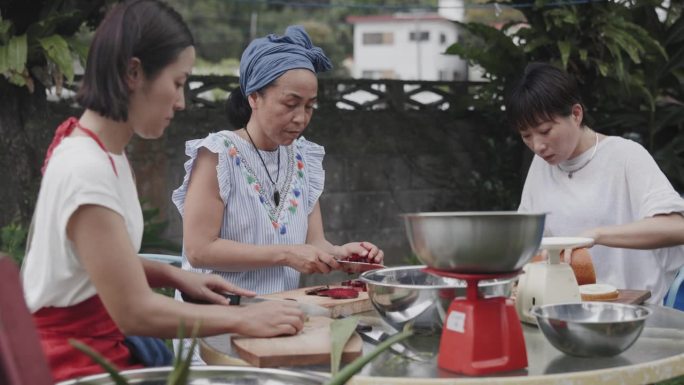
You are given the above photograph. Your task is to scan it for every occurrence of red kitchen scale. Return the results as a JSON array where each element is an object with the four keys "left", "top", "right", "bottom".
[{"left": 423, "top": 267, "right": 527, "bottom": 375}]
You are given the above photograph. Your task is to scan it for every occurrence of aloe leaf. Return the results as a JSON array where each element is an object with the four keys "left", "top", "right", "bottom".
[
  {"left": 167, "top": 322, "right": 200, "bottom": 385},
  {"left": 69, "top": 339, "right": 129, "bottom": 385},
  {"left": 173, "top": 322, "right": 186, "bottom": 368},
  {"left": 326, "top": 325, "right": 414, "bottom": 385},
  {"left": 329, "top": 316, "right": 359, "bottom": 375}
]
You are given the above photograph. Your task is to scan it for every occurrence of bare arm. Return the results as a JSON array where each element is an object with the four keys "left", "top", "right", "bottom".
[
  {"left": 68, "top": 204, "right": 305, "bottom": 338},
  {"left": 583, "top": 213, "right": 684, "bottom": 249},
  {"left": 182, "top": 148, "right": 337, "bottom": 274}
]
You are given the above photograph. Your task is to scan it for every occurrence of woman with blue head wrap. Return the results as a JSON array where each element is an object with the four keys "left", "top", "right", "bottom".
[{"left": 172, "top": 26, "right": 384, "bottom": 303}]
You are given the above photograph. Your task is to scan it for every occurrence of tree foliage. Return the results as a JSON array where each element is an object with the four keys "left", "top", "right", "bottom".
[
  {"left": 0, "top": 1, "right": 113, "bottom": 91},
  {"left": 0, "top": 1, "right": 114, "bottom": 227},
  {"left": 164, "top": 0, "right": 439, "bottom": 76},
  {"left": 447, "top": 0, "right": 684, "bottom": 190}
]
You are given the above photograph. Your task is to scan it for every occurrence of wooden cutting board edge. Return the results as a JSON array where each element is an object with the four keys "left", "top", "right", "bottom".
[
  {"left": 230, "top": 316, "right": 364, "bottom": 368},
  {"left": 231, "top": 340, "right": 363, "bottom": 368}
]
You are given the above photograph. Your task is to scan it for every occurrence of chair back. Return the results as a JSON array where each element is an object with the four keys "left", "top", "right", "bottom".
[
  {"left": 664, "top": 265, "right": 684, "bottom": 311},
  {"left": 0, "top": 255, "right": 53, "bottom": 385}
]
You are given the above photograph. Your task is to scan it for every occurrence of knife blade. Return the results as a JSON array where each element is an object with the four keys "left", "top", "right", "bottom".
[
  {"left": 180, "top": 291, "right": 331, "bottom": 318},
  {"left": 227, "top": 294, "right": 331, "bottom": 318},
  {"left": 335, "top": 259, "right": 385, "bottom": 274}
]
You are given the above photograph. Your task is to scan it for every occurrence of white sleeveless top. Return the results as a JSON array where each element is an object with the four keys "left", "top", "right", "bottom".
[{"left": 172, "top": 130, "right": 325, "bottom": 294}]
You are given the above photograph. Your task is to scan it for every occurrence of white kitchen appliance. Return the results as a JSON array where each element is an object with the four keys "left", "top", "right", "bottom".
[{"left": 516, "top": 237, "right": 593, "bottom": 324}]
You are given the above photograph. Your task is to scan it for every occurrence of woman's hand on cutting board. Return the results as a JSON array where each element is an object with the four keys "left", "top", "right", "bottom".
[{"left": 234, "top": 301, "right": 306, "bottom": 337}]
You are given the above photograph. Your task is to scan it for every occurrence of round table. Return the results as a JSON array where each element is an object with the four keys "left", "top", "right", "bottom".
[{"left": 201, "top": 305, "right": 684, "bottom": 385}]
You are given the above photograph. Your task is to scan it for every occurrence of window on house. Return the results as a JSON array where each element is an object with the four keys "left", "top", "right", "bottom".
[
  {"left": 440, "top": 33, "right": 446, "bottom": 44},
  {"left": 362, "top": 32, "right": 394, "bottom": 45},
  {"left": 409, "top": 31, "right": 430, "bottom": 42}
]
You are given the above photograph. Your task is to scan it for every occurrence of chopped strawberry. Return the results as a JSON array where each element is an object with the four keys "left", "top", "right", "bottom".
[
  {"left": 316, "top": 288, "right": 359, "bottom": 299},
  {"left": 305, "top": 286, "right": 329, "bottom": 295},
  {"left": 341, "top": 254, "right": 372, "bottom": 263}
]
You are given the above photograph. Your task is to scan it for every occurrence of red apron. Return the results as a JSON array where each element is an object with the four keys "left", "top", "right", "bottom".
[{"left": 33, "top": 295, "right": 143, "bottom": 382}]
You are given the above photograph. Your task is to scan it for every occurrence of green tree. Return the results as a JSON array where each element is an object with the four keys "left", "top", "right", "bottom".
[
  {"left": 446, "top": 0, "right": 684, "bottom": 189},
  {"left": 0, "top": 0, "right": 114, "bottom": 227}
]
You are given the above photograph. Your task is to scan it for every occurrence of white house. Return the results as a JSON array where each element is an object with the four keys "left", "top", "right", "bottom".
[{"left": 347, "top": 12, "right": 468, "bottom": 81}]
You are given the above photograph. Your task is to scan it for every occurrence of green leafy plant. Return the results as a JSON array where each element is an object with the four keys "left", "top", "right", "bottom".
[
  {"left": 140, "top": 199, "right": 181, "bottom": 254},
  {"left": 70, "top": 323, "right": 199, "bottom": 385},
  {"left": 0, "top": 222, "right": 28, "bottom": 266},
  {"left": 69, "top": 316, "right": 414, "bottom": 385},
  {"left": 329, "top": 316, "right": 359, "bottom": 375},
  {"left": 0, "top": 2, "right": 113, "bottom": 91},
  {"left": 403, "top": 252, "right": 422, "bottom": 265},
  {"left": 326, "top": 323, "right": 414, "bottom": 385},
  {"left": 447, "top": 0, "right": 684, "bottom": 190}
]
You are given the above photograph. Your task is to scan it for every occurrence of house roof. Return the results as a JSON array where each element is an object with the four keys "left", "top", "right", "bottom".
[{"left": 347, "top": 13, "right": 449, "bottom": 24}]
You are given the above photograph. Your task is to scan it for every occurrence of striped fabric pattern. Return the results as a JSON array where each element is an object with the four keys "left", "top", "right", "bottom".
[{"left": 172, "top": 130, "right": 325, "bottom": 295}]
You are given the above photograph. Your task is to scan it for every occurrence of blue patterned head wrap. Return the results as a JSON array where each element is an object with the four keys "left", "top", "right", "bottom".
[{"left": 239, "top": 25, "right": 333, "bottom": 96}]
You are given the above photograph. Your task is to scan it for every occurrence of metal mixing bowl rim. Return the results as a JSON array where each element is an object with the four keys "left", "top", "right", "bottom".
[
  {"left": 359, "top": 265, "right": 514, "bottom": 289},
  {"left": 530, "top": 302, "right": 653, "bottom": 324},
  {"left": 401, "top": 211, "right": 547, "bottom": 217},
  {"left": 56, "top": 365, "right": 329, "bottom": 384}
]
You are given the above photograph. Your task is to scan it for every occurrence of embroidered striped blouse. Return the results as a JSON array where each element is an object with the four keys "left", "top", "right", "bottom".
[{"left": 172, "top": 130, "right": 325, "bottom": 294}]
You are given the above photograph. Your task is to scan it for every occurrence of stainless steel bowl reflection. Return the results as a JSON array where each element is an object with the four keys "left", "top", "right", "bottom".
[
  {"left": 402, "top": 211, "right": 545, "bottom": 273},
  {"left": 360, "top": 266, "right": 514, "bottom": 336},
  {"left": 531, "top": 302, "right": 652, "bottom": 357},
  {"left": 56, "top": 366, "right": 328, "bottom": 384}
]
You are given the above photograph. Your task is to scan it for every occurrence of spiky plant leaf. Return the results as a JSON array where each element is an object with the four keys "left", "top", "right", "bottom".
[
  {"left": 167, "top": 322, "right": 200, "bottom": 385},
  {"left": 325, "top": 324, "right": 414, "bottom": 385},
  {"left": 329, "top": 316, "right": 358, "bottom": 375},
  {"left": 69, "top": 339, "right": 129, "bottom": 385}
]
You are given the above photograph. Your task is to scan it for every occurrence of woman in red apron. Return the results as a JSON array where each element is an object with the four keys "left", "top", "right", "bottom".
[{"left": 21, "top": 1, "right": 305, "bottom": 382}]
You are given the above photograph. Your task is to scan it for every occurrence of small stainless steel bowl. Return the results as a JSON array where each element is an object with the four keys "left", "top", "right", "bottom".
[
  {"left": 402, "top": 211, "right": 545, "bottom": 273},
  {"left": 531, "top": 302, "right": 652, "bottom": 357},
  {"left": 360, "top": 265, "right": 513, "bottom": 336},
  {"left": 56, "top": 366, "right": 328, "bottom": 384}
]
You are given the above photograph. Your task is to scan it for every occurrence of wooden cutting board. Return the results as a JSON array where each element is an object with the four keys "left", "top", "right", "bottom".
[
  {"left": 261, "top": 284, "right": 373, "bottom": 318},
  {"left": 231, "top": 316, "right": 363, "bottom": 368},
  {"left": 583, "top": 290, "right": 651, "bottom": 305},
  {"left": 614, "top": 289, "right": 651, "bottom": 305}
]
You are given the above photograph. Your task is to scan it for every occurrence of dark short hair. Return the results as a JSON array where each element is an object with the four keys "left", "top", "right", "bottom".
[
  {"left": 225, "top": 87, "right": 252, "bottom": 129},
  {"left": 225, "top": 84, "right": 272, "bottom": 129},
  {"left": 505, "top": 62, "right": 589, "bottom": 131},
  {"left": 76, "top": 0, "right": 194, "bottom": 121}
]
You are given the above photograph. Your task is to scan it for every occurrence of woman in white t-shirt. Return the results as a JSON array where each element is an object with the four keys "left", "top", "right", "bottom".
[
  {"left": 20, "top": 1, "right": 304, "bottom": 382},
  {"left": 508, "top": 62, "right": 684, "bottom": 304}
]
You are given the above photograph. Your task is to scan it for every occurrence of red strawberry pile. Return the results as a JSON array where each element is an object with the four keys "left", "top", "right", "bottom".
[
  {"left": 304, "top": 284, "right": 361, "bottom": 299},
  {"left": 341, "top": 254, "right": 372, "bottom": 263},
  {"left": 341, "top": 279, "right": 367, "bottom": 292}
]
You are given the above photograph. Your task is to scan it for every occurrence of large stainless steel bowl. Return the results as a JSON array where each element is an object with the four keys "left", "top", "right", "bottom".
[
  {"left": 531, "top": 302, "right": 652, "bottom": 357},
  {"left": 360, "top": 265, "right": 514, "bottom": 336},
  {"left": 402, "top": 211, "right": 545, "bottom": 273},
  {"left": 57, "top": 366, "right": 328, "bottom": 384}
]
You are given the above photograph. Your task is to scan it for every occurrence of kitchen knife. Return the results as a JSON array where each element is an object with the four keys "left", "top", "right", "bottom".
[
  {"left": 335, "top": 259, "right": 385, "bottom": 274},
  {"left": 180, "top": 291, "right": 331, "bottom": 318},
  {"left": 226, "top": 294, "right": 331, "bottom": 318}
]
